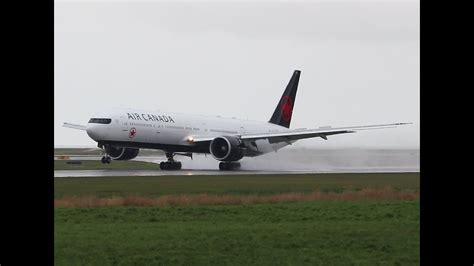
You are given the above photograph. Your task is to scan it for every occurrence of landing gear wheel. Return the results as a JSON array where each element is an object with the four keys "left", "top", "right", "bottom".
[
  {"left": 219, "top": 162, "right": 241, "bottom": 171},
  {"left": 219, "top": 162, "right": 227, "bottom": 170},
  {"left": 159, "top": 161, "right": 182, "bottom": 170},
  {"left": 101, "top": 156, "right": 112, "bottom": 164},
  {"left": 159, "top": 152, "right": 182, "bottom": 170}
]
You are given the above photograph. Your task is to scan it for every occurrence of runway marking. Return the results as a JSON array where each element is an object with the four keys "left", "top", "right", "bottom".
[{"left": 54, "top": 168, "right": 419, "bottom": 177}]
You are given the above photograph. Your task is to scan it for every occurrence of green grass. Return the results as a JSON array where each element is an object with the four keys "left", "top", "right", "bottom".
[
  {"left": 55, "top": 173, "right": 420, "bottom": 265},
  {"left": 55, "top": 201, "right": 419, "bottom": 265},
  {"left": 54, "top": 173, "right": 419, "bottom": 198},
  {"left": 54, "top": 148, "right": 164, "bottom": 156},
  {"left": 55, "top": 148, "right": 103, "bottom": 156},
  {"left": 54, "top": 160, "right": 159, "bottom": 170}
]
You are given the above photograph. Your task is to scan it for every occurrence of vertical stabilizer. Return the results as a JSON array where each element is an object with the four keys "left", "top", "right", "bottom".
[{"left": 269, "top": 70, "right": 300, "bottom": 128}]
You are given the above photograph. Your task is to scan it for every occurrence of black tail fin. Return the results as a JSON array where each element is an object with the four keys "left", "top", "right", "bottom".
[{"left": 269, "top": 70, "right": 300, "bottom": 128}]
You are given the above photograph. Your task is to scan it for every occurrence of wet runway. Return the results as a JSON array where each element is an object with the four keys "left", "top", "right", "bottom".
[{"left": 55, "top": 148, "right": 419, "bottom": 177}]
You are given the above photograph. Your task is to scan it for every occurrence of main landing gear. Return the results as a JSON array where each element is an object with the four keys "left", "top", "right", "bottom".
[
  {"left": 219, "top": 161, "right": 241, "bottom": 171},
  {"left": 160, "top": 152, "right": 182, "bottom": 170}
]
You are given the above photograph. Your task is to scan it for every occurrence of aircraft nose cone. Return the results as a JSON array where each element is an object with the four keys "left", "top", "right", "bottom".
[{"left": 86, "top": 124, "right": 102, "bottom": 141}]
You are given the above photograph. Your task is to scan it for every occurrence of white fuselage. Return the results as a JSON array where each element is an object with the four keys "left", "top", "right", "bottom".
[{"left": 86, "top": 109, "right": 293, "bottom": 156}]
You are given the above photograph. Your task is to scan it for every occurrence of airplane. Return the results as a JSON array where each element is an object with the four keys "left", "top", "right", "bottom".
[{"left": 63, "top": 70, "right": 411, "bottom": 170}]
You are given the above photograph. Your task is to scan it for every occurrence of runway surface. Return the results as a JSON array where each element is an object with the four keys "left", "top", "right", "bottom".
[{"left": 55, "top": 148, "right": 419, "bottom": 177}]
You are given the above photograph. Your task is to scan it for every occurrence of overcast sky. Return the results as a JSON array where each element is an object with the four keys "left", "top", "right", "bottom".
[{"left": 55, "top": 0, "right": 419, "bottom": 148}]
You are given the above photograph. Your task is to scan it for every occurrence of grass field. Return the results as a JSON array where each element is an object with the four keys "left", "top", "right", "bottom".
[
  {"left": 54, "top": 148, "right": 164, "bottom": 156},
  {"left": 55, "top": 173, "right": 420, "bottom": 265},
  {"left": 54, "top": 160, "right": 159, "bottom": 170},
  {"left": 54, "top": 148, "right": 103, "bottom": 156},
  {"left": 55, "top": 201, "right": 419, "bottom": 265},
  {"left": 54, "top": 173, "right": 419, "bottom": 198}
]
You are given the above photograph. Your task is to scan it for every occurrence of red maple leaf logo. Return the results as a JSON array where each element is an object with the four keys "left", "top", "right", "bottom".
[
  {"left": 280, "top": 96, "right": 293, "bottom": 123},
  {"left": 129, "top": 128, "right": 137, "bottom": 138}
]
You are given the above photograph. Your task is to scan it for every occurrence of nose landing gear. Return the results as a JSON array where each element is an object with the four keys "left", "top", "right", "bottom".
[
  {"left": 219, "top": 161, "right": 241, "bottom": 171},
  {"left": 101, "top": 156, "right": 112, "bottom": 164},
  {"left": 98, "top": 143, "right": 112, "bottom": 164},
  {"left": 97, "top": 143, "right": 112, "bottom": 164},
  {"left": 159, "top": 152, "right": 182, "bottom": 170}
]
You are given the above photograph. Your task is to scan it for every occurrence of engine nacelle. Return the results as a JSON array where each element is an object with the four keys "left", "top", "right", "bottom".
[
  {"left": 105, "top": 146, "right": 140, "bottom": 160},
  {"left": 209, "top": 136, "right": 245, "bottom": 162}
]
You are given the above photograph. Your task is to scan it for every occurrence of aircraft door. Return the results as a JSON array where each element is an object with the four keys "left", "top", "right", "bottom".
[{"left": 119, "top": 117, "right": 130, "bottom": 139}]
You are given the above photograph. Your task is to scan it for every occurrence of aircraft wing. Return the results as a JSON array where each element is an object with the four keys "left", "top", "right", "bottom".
[
  {"left": 192, "top": 123, "right": 411, "bottom": 143},
  {"left": 63, "top": 122, "right": 87, "bottom": 131}
]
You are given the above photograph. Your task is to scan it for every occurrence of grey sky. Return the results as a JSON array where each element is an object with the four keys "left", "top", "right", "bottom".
[{"left": 54, "top": 0, "right": 419, "bottom": 148}]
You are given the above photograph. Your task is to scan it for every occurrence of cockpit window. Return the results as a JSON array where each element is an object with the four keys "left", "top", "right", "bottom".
[{"left": 88, "top": 118, "right": 112, "bottom": 124}]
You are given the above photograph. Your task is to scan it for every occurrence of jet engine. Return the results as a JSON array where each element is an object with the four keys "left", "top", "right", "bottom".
[
  {"left": 209, "top": 136, "right": 245, "bottom": 161},
  {"left": 105, "top": 146, "right": 140, "bottom": 160}
]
